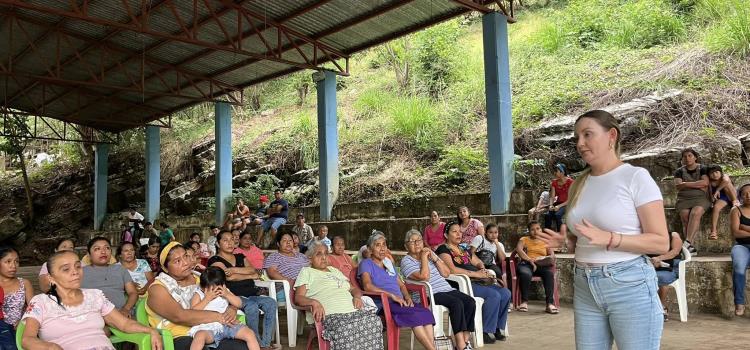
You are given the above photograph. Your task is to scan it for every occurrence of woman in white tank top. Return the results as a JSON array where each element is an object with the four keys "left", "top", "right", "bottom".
[{"left": 537, "top": 110, "right": 669, "bottom": 350}]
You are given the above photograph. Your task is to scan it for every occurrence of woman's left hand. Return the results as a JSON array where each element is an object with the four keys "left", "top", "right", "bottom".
[
  {"left": 574, "top": 219, "right": 610, "bottom": 247},
  {"left": 149, "top": 330, "right": 163, "bottom": 350}
]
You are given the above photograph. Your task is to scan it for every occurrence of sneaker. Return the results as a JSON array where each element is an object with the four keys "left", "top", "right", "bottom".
[
  {"left": 464, "top": 340, "right": 473, "bottom": 350},
  {"left": 483, "top": 333, "right": 496, "bottom": 344},
  {"left": 687, "top": 244, "right": 697, "bottom": 256}
]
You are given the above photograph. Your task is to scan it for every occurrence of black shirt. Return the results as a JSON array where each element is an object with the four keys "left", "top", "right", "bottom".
[
  {"left": 269, "top": 199, "right": 289, "bottom": 219},
  {"left": 207, "top": 254, "right": 259, "bottom": 297}
]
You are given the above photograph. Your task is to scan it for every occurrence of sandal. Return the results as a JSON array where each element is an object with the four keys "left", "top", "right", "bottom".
[
  {"left": 709, "top": 231, "right": 718, "bottom": 240},
  {"left": 518, "top": 304, "right": 528, "bottom": 312},
  {"left": 545, "top": 305, "right": 559, "bottom": 314}
]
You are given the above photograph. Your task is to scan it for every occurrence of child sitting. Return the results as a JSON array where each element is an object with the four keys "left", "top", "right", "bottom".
[
  {"left": 189, "top": 267, "right": 259, "bottom": 350},
  {"left": 315, "top": 225, "right": 332, "bottom": 252}
]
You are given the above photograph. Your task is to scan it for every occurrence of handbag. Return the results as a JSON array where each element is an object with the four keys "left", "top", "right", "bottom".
[
  {"left": 475, "top": 236, "right": 496, "bottom": 267},
  {"left": 434, "top": 336, "right": 453, "bottom": 350},
  {"left": 534, "top": 256, "right": 554, "bottom": 267}
]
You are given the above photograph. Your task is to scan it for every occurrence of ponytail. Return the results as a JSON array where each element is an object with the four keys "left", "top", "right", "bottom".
[
  {"left": 564, "top": 167, "right": 591, "bottom": 223},
  {"left": 46, "top": 283, "right": 64, "bottom": 309}
]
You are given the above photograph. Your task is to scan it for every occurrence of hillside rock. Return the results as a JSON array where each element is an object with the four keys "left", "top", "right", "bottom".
[{"left": 0, "top": 214, "right": 24, "bottom": 241}]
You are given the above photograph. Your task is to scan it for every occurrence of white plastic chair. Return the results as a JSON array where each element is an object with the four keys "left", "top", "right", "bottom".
[
  {"left": 405, "top": 278, "right": 450, "bottom": 346},
  {"left": 256, "top": 278, "right": 305, "bottom": 347},
  {"left": 668, "top": 246, "right": 692, "bottom": 322}
]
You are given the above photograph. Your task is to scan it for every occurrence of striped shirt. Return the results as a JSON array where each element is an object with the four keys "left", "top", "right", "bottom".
[{"left": 263, "top": 251, "right": 310, "bottom": 280}]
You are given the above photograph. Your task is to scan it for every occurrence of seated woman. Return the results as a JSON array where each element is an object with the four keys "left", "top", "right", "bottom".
[
  {"left": 263, "top": 232, "right": 310, "bottom": 283},
  {"left": 0, "top": 247, "right": 33, "bottom": 329},
  {"left": 424, "top": 211, "right": 446, "bottom": 251},
  {"left": 457, "top": 207, "right": 485, "bottom": 246},
  {"left": 143, "top": 236, "right": 162, "bottom": 275},
  {"left": 117, "top": 241, "right": 155, "bottom": 295},
  {"left": 358, "top": 232, "right": 436, "bottom": 350},
  {"left": 327, "top": 236, "right": 357, "bottom": 278},
  {"left": 650, "top": 231, "right": 683, "bottom": 321},
  {"left": 401, "top": 230, "right": 476, "bottom": 350},
  {"left": 730, "top": 183, "right": 750, "bottom": 316},
  {"left": 294, "top": 241, "right": 383, "bottom": 350},
  {"left": 469, "top": 223, "right": 507, "bottom": 287},
  {"left": 81, "top": 237, "right": 139, "bottom": 317},
  {"left": 147, "top": 242, "right": 256, "bottom": 350},
  {"left": 707, "top": 165, "right": 740, "bottom": 240},
  {"left": 515, "top": 221, "right": 557, "bottom": 314},
  {"left": 437, "top": 222, "right": 511, "bottom": 344},
  {"left": 22, "top": 250, "right": 162, "bottom": 350},
  {"left": 208, "top": 231, "right": 278, "bottom": 350},
  {"left": 39, "top": 239, "right": 75, "bottom": 293},
  {"left": 234, "top": 232, "right": 264, "bottom": 270}
]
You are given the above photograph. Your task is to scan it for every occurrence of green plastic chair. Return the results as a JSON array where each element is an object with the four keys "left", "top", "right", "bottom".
[{"left": 16, "top": 320, "right": 153, "bottom": 350}]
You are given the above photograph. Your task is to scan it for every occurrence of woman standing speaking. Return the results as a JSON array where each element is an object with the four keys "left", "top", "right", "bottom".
[{"left": 537, "top": 110, "right": 669, "bottom": 350}]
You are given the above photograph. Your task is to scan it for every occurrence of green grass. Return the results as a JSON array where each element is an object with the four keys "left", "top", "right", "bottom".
[{"left": 700, "top": 0, "right": 750, "bottom": 57}]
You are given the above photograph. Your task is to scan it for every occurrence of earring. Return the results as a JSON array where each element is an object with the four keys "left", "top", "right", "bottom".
[{"left": 609, "top": 142, "right": 613, "bottom": 149}]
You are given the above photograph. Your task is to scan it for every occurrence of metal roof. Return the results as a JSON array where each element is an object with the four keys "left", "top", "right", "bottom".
[{"left": 0, "top": 0, "right": 513, "bottom": 134}]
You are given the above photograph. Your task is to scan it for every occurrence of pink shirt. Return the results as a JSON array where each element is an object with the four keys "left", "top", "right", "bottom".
[
  {"left": 234, "top": 246, "right": 264, "bottom": 270},
  {"left": 22, "top": 289, "right": 116, "bottom": 350},
  {"left": 424, "top": 222, "right": 446, "bottom": 249},
  {"left": 327, "top": 254, "right": 356, "bottom": 278},
  {"left": 460, "top": 218, "right": 484, "bottom": 244}
]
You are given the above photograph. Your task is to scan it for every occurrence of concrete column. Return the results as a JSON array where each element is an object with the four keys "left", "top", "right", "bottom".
[
  {"left": 145, "top": 126, "right": 161, "bottom": 223},
  {"left": 314, "top": 70, "right": 339, "bottom": 221},
  {"left": 94, "top": 143, "right": 109, "bottom": 230},
  {"left": 215, "top": 102, "right": 232, "bottom": 226},
  {"left": 483, "top": 12, "right": 515, "bottom": 214}
]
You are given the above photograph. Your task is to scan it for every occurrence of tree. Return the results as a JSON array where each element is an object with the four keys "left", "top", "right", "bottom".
[{"left": 0, "top": 116, "right": 34, "bottom": 221}]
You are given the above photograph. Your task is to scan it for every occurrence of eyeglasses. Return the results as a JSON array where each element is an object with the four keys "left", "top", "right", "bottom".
[{"left": 406, "top": 239, "right": 423, "bottom": 245}]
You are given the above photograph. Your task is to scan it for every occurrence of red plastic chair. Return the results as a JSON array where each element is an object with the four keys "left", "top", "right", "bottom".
[
  {"left": 289, "top": 287, "right": 330, "bottom": 350},
  {"left": 509, "top": 251, "right": 560, "bottom": 309},
  {"left": 349, "top": 268, "right": 428, "bottom": 350}
]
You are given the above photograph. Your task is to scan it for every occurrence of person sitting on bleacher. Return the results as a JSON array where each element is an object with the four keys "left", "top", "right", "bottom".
[
  {"left": 674, "top": 148, "right": 711, "bottom": 255},
  {"left": 730, "top": 183, "right": 750, "bottom": 316},
  {"left": 515, "top": 221, "right": 557, "bottom": 314},
  {"left": 22, "top": 250, "right": 162, "bottom": 350},
  {"left": 649, "top": 231, "right": 683, "bottom": 321}
]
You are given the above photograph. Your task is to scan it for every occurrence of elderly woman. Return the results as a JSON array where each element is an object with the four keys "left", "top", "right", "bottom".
[
  {"left": 358, "top": 232, "right": 436, "bottom": 350},
  {"left": 327, "top": 236, "right": 357, "bottom": 278},
  {"left": 147, "top": 242, "right": 257, "bottom": 350},
  {"left": 22, "top": 250, "right": 162, "bottom": 350},
  {"left": 437, "top": 222, "right": 511, "bottom": 344},
  {"left": 263, "top": 232, "right": 310, "bottom": 283},
  {"left": 117, "top": 241, "right": 155, "bottom": 295},
  {"left": 208, "top": 231, "right": 278, "bottom": 350},
  {"left": 401, "top": 230, "right": 476, "bottom": 350},
  {"left": 81, "top": 237, "right": 138, "bottom": 317},
  {"left": 38, "top": 238, "right": 75, "bottom": 293},
  {"left": 294, "top": 241, "right": 383, "bottom": 350}
]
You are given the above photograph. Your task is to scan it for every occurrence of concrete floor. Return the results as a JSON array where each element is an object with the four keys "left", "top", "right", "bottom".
[{"left": 285, "top": 301, "right": 750, "bottom": 350}]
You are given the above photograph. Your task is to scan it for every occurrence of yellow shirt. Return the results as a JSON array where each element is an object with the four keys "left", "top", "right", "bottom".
[
  {"left": 145, "top": 277, "right": 199, "bottom": 337},
  {"left": 520, "top": 236, "right": 548, "bottom": 260}
]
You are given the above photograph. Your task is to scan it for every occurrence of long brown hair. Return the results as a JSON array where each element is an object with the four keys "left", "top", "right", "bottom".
[{"left": 566, "top": 110, "right": 622, "bottom": 216}]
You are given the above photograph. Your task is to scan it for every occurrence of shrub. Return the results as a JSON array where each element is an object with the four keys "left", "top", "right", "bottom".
[
  {"left": 414, "top": 20, "right": 461, "bottom": 97},
  {"left": 388, "top": 97, "right": 444, "bottom": 151},
  {"left": 436, "top": 145, "right": 487, "bottom": 185},
  {"left": 701, "top": 0, "right": 750, "bottom": 57},
  {"left": 231, "top": 174, "right": 283, "bottom": 207}
]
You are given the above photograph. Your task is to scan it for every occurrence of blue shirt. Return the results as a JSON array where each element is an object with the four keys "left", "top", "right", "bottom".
[
  {"left": 270, "top": 199, "right": 289, "bottom": 219},
  {"left": 400, "top": 255, "right": 454, "bottom": 294},
  {"left": 358, "top": 258, "right": 401, "bottom": 296}
]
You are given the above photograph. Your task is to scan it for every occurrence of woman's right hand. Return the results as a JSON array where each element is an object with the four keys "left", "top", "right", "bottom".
[
  {"left": 538, "top": 226, "right": 566, "bottom": 248},
  {"left": 310, "top": 300, "right": 325, "bottom": 322},
  {"left": 389, "top": 293, "right": 407, "bottom": 306}
]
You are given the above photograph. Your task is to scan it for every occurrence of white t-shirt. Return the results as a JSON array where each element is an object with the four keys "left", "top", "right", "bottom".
[
  {"left": 567, "top": 164, "right": 662, "bottom": 264},
  {"left": 128, "top": 212, "right": 144, "bottom": 229},
  {"left": 469, "top": 235, "right": 505, "bottom": 265}
]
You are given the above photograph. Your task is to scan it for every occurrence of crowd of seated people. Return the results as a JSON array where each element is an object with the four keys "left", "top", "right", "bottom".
[{"left": 9, "top": 168, "right": 750, "bottom": 350}]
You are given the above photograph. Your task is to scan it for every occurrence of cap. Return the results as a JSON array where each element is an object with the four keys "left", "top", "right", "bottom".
[{"left": 259, "top": 195, "right": 269, "bottom": 202}]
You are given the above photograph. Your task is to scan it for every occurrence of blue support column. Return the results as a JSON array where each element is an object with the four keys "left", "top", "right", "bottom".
[
  {"left": 483, "top": 12, "right": 515, "bottom": 214},
  {"left": 215, "top": 102, "right": 232, "bottom": 226},
  {"left": 94, "top": 143, "right": 109, "bottom": 230},
  {"left": 145, "top": 126, "right": 161, "bottom": 223},
  {"left": 315, "top": 70, "right": 339, "bottom": 221}
]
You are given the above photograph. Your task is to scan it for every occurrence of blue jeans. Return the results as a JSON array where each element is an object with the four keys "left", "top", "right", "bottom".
[
  {"left": 262, "top": 217, "right": 287, "bottom": 232},
  {"left": 574, "top": 256, "right": 662, "bottom": 350},
  {"left": 471, "top": 283, "right": 511, "bottom": 333},
  {"left": 241, "top": 295, "right": 277, "bottom": 347},
  {"left": 655, "top": 259, "right": 681, "bottom": 286},
  {"left": 731, "top": 244, "right": 750, "bottom": 305},
  {"left": 544, "top": 206, "right": 565, "bottom": 231}
]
